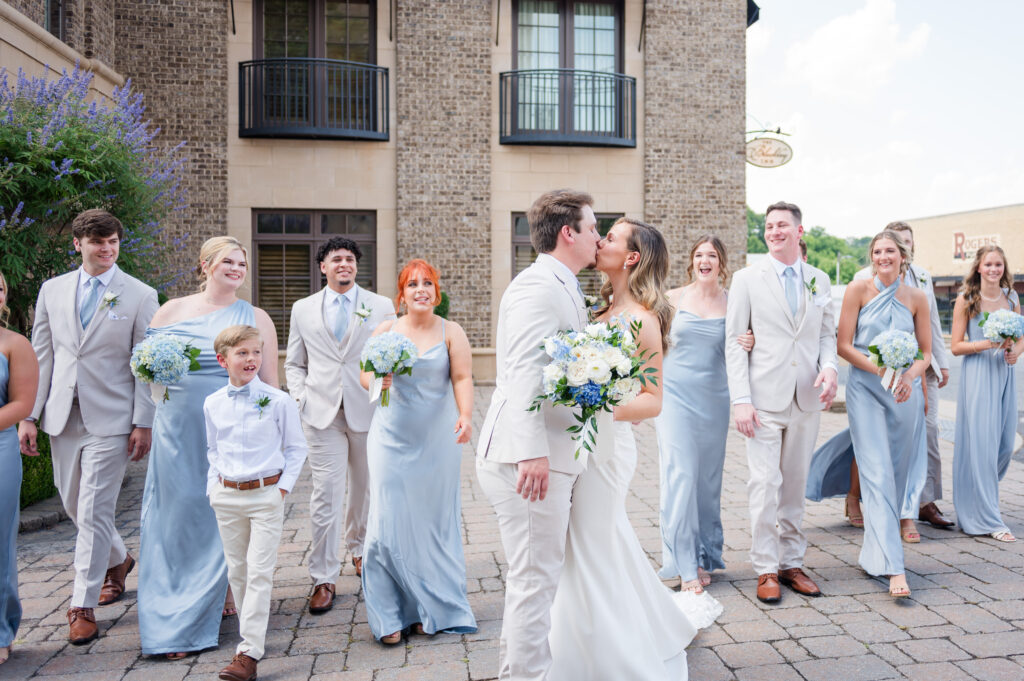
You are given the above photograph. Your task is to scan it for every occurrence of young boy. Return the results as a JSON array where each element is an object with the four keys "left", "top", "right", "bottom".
[{"left": 205, "top": 325, "right": 307, "bottom": 681}]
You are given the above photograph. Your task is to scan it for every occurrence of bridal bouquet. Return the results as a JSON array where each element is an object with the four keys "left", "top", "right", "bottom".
[
  {"left": 360, "top": 332, "right": 418, "bottom": 407},
  {"left": 130, "top": 334, "right": 201, "bottom": 402},
  {"left": 979, "top": 308, "right": 1024, "bottom": 346},
  {"left": 530, "top": 317, "right": 656, "bottom": 460},
  {"left": 867, "top": 329, "right": 923, "bottom": 395}
]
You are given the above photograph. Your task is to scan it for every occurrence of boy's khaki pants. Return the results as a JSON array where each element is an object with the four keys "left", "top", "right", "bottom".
[{"left": 210, "top": 482, "right": 285, "bottom": 660}]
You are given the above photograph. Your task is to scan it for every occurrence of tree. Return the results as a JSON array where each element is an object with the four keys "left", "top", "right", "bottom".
[
  {"left": 0, "top": 65, "right": 186, "bottom": 332},
  {"left": 746, "top": 205, "right": 767, "bottom": 254}
]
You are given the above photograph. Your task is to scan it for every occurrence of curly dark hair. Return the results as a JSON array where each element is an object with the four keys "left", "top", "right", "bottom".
[{"left": 316, "top": 237, "right": 362, "bottom": 263}]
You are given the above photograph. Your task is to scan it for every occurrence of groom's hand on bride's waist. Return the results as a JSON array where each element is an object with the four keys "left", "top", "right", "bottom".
[{"left": 517, "top": 457, "right": 550, "bottom": 502}]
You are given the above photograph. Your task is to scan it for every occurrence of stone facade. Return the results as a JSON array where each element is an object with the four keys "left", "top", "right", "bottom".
[
  {"left": 395, "top": 0, "right": 492, "bottom": 346},
  {"left": 5, "top": 0, "right": 44, "bottom": 27},
  {"left": 644, "top": 0, "right": 747, "bottom": 285},
  {"left": 82, "top": 0, "right": 115, "bottom": 64}
]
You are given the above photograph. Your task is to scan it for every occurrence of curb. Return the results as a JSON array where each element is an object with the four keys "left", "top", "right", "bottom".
[{"left": 18, "top": 473, "right": 133, "bottom": 534}]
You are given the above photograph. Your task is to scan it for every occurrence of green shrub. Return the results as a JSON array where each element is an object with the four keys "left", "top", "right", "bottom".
[
  {"left": 434, "top": 290, "right": 450, "bottom": 319},
  {"left": 20, "top": 431, "right": 56, "bottom": 509}
]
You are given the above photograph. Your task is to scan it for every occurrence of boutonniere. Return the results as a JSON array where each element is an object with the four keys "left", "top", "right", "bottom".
[
  {"left": 917, "top": 272, "right": 927, "bottom": 286},
  {"left": 804, "top": 277, "right": 818, "bottom": 296},
  {"left": 102, "top": 292, "right": 120, "bottom": 309},
  {"left": 355, "top": 303, "right": 372, "bottom": 325},
  {"left": 253, "top": 394, "right": 271, "bottom": 419},
  {"left": 583, "top": 294, "right": 599, "bottom": 322}
]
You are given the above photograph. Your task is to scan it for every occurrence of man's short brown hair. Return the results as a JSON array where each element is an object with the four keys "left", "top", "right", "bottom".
[
  {"left": 71, "top": 209, "right": 125, "bottom": 241},
  {"left": 214, "top": 324, "right": 263, "bottom": 357},
  {"left": 765, "top": 201, "right": 802, "bottom": 226},
  {"left": 527, "top": 189, "right": 594, "bottom": 254}
]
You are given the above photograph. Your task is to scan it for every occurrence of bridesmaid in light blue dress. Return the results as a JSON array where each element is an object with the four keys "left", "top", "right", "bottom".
[
  {"left": 139, "top": 238, "right": 279, "bottom": 656},
  {"left": 360, "top": 260, "right": 476, "bottom": 644},
  {"left": 950, "top": 245, "right": 1021, "bottom": 542},
  {"left": 656, "top": 236, "right": 751, "bottom": 591},
  {"left": 0, "top": 273, "right": 39, "bottom": 666},
  {"left": 809, "top": 231, "right": 931, "bottom": 598}
]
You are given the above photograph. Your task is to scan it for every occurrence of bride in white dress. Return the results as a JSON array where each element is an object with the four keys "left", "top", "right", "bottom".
[{"left": 549, "top": 218, "right": 722, "bottom": 680}]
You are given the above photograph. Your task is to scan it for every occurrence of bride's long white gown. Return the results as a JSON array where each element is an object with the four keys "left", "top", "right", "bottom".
[{"left": 549, "top": 421, "right": 722, "bottom": 680}]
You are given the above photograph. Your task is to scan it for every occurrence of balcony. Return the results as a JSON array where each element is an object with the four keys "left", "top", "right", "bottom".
[
  {"left": 239, "top": 58, "right": 388, "bottom": 141},
  {"left": 499, "top": 69, "right": 636, "bottom": 148}
]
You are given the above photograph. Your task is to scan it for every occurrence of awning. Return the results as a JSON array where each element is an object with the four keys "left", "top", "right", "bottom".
[{"left": 748, "top": 0, "right": 760, "bottom": 27}]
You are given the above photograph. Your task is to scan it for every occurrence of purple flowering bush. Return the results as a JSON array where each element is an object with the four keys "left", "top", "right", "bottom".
[{"left": 0, "top": 65, "right": 186, "bottom": 331}]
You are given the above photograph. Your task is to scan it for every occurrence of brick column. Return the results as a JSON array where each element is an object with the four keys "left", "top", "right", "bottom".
[
  {"left": 644, "top": 0, "right": 747, "bottom": 284},
  {"left": 395, "top": 0, "right": 492, "bottom": 346}
]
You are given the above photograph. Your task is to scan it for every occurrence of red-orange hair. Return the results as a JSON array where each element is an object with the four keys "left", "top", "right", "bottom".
[{"left": 395, "top": 259, "right": 442, "bottom": 310}]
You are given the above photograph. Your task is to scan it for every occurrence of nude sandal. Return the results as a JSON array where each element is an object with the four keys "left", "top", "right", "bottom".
[
  {"left": 380, "top": 631, "right": 402, "bottom": 645},
  {"left": 991, "top": 530, "right": 1017, "bottom": 543}
]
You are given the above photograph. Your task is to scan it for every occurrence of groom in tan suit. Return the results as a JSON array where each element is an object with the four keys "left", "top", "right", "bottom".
[
  {"left": 477, "top": 189, "right": 600, "bottom": 681},
  {"left": 19, "top": 209, "right": 158, "bottom": 643},
  {"left": 285, "top": 236, "right": 395, "bottom": 613},
  {"left": 726, "top": 201, "right": 838, "bottom": 604}
]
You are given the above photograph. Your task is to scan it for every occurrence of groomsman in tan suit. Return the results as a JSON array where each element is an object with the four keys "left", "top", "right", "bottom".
[
  {"left": 477, "top": 189, "right": 600, "bottom": 681},
  {"left": 284, "top": 237, "right": 395, "bottom": 614},
  {"left": 19, "top": 209, "right": 158, "bottom": 643},
  {"left": 726, "top": 201, "right": 838, "bottom": 604}
]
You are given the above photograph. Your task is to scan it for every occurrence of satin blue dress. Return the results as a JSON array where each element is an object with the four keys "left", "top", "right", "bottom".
[
  {"left": 655, "top": 311, "right": 728, "bottom": 581},
  {"left": 0, "top": 354, "right": 22, "bottom": 649},
  {"left": 139, "top": 300, "right": 255, "bottom": 654},
  {"left": 361, "top": 322, "right": 477, "bottom": 639},
  {"left": 953, "top": 290, "right": 1019, "bottom": 535},
  {"left": 806, "top": 278, "right": 926, "bottom": 576}
]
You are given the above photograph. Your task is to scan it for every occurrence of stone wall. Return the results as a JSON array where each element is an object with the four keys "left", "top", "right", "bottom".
[
  {"left": 5, "top": 0, "right": 45, "bottom": 28},
  {"left": 644, "top": 0, "right": 747, "bottom": 285},
  {"left": 113, "top": 0, "right": 229, "bottom": 295},
  {"left": 395, "top": 0, "right": 492, "bottom": 345},
  {"left": 82, "top": 0, "right": 115, "bottom": 64}
]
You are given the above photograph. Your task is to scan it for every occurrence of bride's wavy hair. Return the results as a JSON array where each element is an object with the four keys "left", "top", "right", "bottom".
[
  {"left": 960, "top": 244, "right": 1012, "bottom": 321},
  {"left": 595, "top": 217, "right": 672, "bottom": 353},
  {"left": 868, "top": 229, "right": 911, "bottom": 279}
]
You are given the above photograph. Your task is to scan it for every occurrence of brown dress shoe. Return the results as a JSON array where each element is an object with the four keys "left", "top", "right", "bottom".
[
  {"left": 353, "top": 555, "right": 363, "bottom": 576},
  {"left": 756, "top": 573, "right": 781, "bottom": 603},
  {"left": 308, "top": 583, "right": 335, "bottom": 614},
  {"left": 778, "top": 567, "right": 822, "bottom": 597},
  {"left": 98, "top": 553, "right": 136, "bottom": 606},
  {"left": 67, "top": 607, "right": 98, "bottom": 645},
  {"left": 919, "top": 502, "right": 955, "bottom": 528},
  {"left": 219, "top": 653, "right": 257, "bottom": 681}
]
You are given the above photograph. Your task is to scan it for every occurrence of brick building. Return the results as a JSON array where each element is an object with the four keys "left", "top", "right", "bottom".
[{"left": 2, "top": 0, "right": 752, "bottom": 378}]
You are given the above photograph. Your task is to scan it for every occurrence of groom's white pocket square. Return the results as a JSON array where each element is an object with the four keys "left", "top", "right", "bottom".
[
  {"left": 813, "top": 296, "right": 830, "bottom": 308},
  {"left": 108, "top": 312, "right": 129, "bottom": 320}
]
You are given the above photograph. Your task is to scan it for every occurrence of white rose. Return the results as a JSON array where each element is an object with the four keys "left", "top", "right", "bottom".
[
  {"left": 542, "top": 363, "right": 563, "bottom": 392},
  {"left": 585, "top": 322, "right": 608, "bottom": 338},
  {"left": 580, "top": 345, "right": 601, "bottom": 363},
  {"left": 566, "top": 360, "right": 589, "bottom": 386},
  {"left": 586, "top": 359, "right": 612, "bottom": 385},
  {"left": 616, "top": 356, "right": 633, "bottom": 376},
  {"left": 543, "top": 337, "right": 559, "bottom": 357},
  {"left": 612, "top": 377, "right": 641, "bottom": 403}
]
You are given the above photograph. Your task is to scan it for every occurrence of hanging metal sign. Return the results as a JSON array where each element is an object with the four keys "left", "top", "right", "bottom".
[{"left": 746, "top": 137, "right": 793, "bottom": 168}]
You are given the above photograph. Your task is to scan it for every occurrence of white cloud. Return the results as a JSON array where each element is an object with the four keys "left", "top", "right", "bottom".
[{"left": 785, "top": 0, "right": 929, "bottom": 100}]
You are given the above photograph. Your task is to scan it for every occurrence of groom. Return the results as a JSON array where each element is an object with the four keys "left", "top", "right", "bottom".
[
  {"left": 726, "top": 201, "right": 838, "bottom": 604},
  {"left": 19, "top": 209, "right": 158, "bottom": 643},
  {"left": 477, "top": 189, "right": 600, "bottom": 681}
]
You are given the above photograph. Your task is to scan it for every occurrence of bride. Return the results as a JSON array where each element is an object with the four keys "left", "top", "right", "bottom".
[{"left": 549, "top": 218, "right": 722, "bottom": 680}]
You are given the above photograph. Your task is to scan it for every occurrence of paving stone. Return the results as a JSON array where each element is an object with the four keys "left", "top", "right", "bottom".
[
  {"left": 714, "top": 641, "right": 784, "bottom": 668},
  {"left": 897, "top": 661, "right": 973, "bottom": 681},
  {"left": 950, "top": 630, "right": 1024, "bottom": 657},
  {"left": 376, "top": 662, "right": 469, "bottom": 681},
  {"left": 799, "top": 634, "right": 868, "bottom": 658},
  {"left": 685, "top": 647, "right": 734, "bottom": 681},
  {"left": 722, "top": 619, "right": 789, "bottom": 642},
  {"left": 895, "top": 637, "right": 971, "bottom": 662},
  {"left": 932, "top": 604, "right": 1017, "bottom": 633},
  {"left": 794, "top": 653, "right": 899, "bottom": 681},
  {"left": 772, "top": 639, "right": 810, "bottom": 663},
  {"left": 735, "top": 663, "right": 804, "bottom": 681},
  {"left": 842, "top": 619, "right": 911, "bottom": 644},
  {"left": 866, "top": 642, "right": 914, "bottom": 667},
  {"left": 955, "top": 657, "right": 1024, "bottom": 680}
]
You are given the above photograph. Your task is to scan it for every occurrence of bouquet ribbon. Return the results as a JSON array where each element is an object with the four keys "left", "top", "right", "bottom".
[{"left": 880, "top": 367, "right": 903, "bottom": 395}]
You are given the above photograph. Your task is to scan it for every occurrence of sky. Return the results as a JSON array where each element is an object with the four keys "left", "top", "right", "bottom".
[{"left": 746, "top": 0, "right": 1024, "bottom": 238}]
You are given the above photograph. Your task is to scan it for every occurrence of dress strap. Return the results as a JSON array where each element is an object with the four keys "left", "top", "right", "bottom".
[
  {"left": 1007, "top": 288, "right": 1019, "bottom": 311},
  {"left": 440, "top": 319, "right": 446, "bottom": 342}
]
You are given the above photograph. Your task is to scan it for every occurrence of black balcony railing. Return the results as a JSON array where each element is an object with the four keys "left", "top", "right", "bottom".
[
  {"left": 499, "top": 69, "right": 636, "bottom": 147},
  {"left": 239, "top": 58, "right": 388, "bottom": 140}
]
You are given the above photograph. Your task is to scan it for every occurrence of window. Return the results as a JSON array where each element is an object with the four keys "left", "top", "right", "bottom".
[
  {"left": 256, "top": 0, "right": 375, "bottom": 63},
  {"left": 253, "top": 209, "right": 377, "bottom": 345},
  {"left": 511, "top": 212, "right": 620, "bottom": 296},
  {"left": 46, "top": 0, "right": 66, "bottom": 41}
]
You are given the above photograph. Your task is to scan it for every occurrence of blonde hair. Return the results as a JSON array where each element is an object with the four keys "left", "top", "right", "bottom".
[
  {"left": 0, "top": 270, "right": 9, "bottom": 328},
  {"left": 595, "top": 217, "right": 672, "bottom": 353},
  {"left": 213, "top": 324, "right": 263, "bottom": 357},
  {"left": 868, "top": 230, "right": 911, "bottom": 278},
  {"left": 197, "top": 236, "right": 248, "bottom": 290},
  {"left": 960, "top": 245, "right": 1013, "bottom": 321}
]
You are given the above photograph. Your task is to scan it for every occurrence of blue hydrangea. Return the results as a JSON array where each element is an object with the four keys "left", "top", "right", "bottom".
[
  {"left": 569, "top": 381, "right": 603, "bottom": 408},
  {"left": 130, "top": 334, "right": 193, "bottom": 385},
  {"left": 360, "top": 332, "right": 418, "bottom": 376},
  {"left": 868, "top": 330, "right": 921, "bottom": 370},
  {"left": 980, "top": 309, "right": 1024, "bottom": 344}
]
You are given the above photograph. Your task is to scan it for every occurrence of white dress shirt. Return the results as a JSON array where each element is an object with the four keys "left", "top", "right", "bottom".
[
  {"left": 204, "top": 375, "right": 308, "bottom": 496},
  {"left": 76, "top": 264, "right": 118, "bottom": 318},
  {"left": 323, "top": 285, "right": 356, "bottom": 339},
  {"left": 536, "top": 253, "right": 584, "bottom": 306}
]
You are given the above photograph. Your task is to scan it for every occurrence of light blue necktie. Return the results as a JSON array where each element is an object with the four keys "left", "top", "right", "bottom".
[
  {"left": 783, "top": 266, "right": 798, "bottom": 317},
  {"left": 79, "top": 277, "right": 100, "bottom": 329},
  {"left": 333, "top": 296, "right": 349, "bottom": 341}
]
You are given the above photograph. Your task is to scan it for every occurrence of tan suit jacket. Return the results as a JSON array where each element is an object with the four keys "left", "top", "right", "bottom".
[
  {"left": 30, "top": 266, "right": 158, "bottom": 437},
  {"left": 477, "top": 255, "right": 588, "bottom": 476},
  {"left": 726, "top": 258, "right": 837, "bottom": 412},
  {"left": 284, "top": 285, "right": 396, "bottom": 432}
]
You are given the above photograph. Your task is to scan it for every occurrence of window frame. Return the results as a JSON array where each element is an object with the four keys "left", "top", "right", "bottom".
[
  {"left": 253, "top": 0, "right": 377, "bottom": 64},
  {"left": 510, "top": 211, "right": 622, "bottom": 296},
  {"left": 511, "top": 0, "right": 624, "bottom": 74},
  {"left": 252, "top": 208, "right": 378, "bottom": 345}
]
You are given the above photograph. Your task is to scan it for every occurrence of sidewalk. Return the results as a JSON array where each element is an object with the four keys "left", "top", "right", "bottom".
[{"left": 9, "top": 386, "right": 1024, "bottom": 680}]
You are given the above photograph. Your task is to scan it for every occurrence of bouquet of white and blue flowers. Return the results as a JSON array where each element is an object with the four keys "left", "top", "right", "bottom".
[
  {"left": 979, "top": 308, "right": 1024, "bottom": 346},
  {"left": 867, "top": 329, "right": 923, "bottom": 395},
  {"left": 530, "top": 317, "right": 656, "bottom": 460},
  {"left": 360, "top": 332, "right": 418, "bottom": 407},
  {"left": 130, "top": 334, "right": 201, "bottom": 402}
]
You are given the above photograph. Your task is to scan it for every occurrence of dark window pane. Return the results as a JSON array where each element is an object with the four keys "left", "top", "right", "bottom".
[
  {"left": 321, "top": 213, "right": 346, "bottom": 234},
  {"left": 357, "top": 242, "right": 376, "bottom": 290},
  {"left": 514, "top": 215, "right": 531, "bottom": 237},
  {"left": 257, "top": 213, "right": 283, "bottom": 234},
  {"left": 348, "top": 213, "right": 375, "bottom": 235},
  {"left": 285, "top": 214, "right": 311, "bottom": 234}
]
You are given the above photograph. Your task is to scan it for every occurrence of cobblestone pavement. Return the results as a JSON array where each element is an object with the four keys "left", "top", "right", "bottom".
[{"left": 9, "top": 386, "right": 1024, "bottom": 680}]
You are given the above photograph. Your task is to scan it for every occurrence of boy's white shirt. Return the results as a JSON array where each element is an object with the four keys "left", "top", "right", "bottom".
[{"left": 204, "top": 374, "right": 308, "bottom": 496}]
